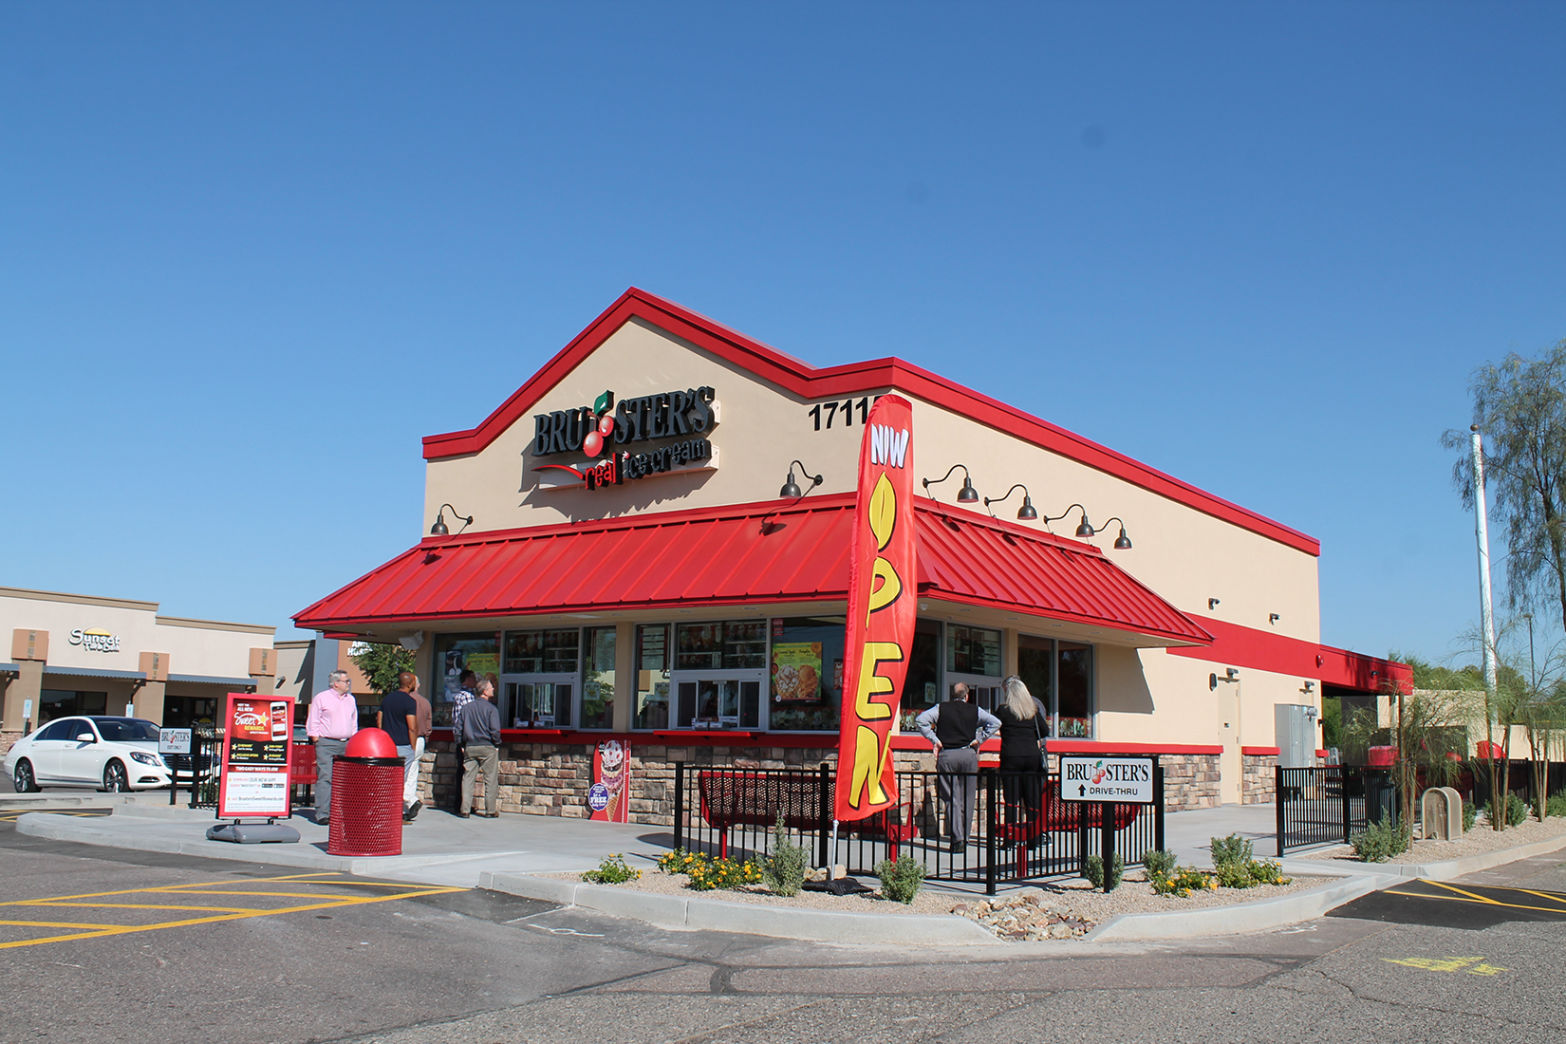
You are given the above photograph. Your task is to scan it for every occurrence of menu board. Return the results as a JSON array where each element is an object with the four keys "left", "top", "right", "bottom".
[
  {"left": 216, "top": 693, "right": 293, "bottom": 819},
  {"left": 771, "top": 641, "right": 823, "bottom": 702}
]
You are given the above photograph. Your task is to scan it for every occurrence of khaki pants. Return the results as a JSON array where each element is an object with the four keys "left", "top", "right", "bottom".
[{"left": 462, "top": 744, "right": 499, "bottom": 814}]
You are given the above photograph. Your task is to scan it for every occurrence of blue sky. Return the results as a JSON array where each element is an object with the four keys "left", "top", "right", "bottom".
[{"left": 3, "top": 3, "right": 1562, "bottom": 670}]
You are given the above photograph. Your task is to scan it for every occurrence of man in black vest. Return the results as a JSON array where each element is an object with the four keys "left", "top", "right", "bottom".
[{"left": 914, "top": 682, "right": 1000, "bottom": 852}]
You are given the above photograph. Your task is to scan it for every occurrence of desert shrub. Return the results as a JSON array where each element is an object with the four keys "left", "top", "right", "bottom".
[
  {"left": 1210, "top": 833, "right": 1254, "bottom": 870},
  {"left": 1150, "top": 866, "right": 1215, "bottom": 898},
  {"left": 581, "top": 853, "right": 641, "bottom": 884},
  {"left": 762, "top": 815, "right": 808, "bottom": 897},
  {"left": 1247, "top": 859, "right": 1289, "bottom": 886},
  {"left": 1143, "top": 849, "right": 1178, "bottom": 880},
  {"left": 1463, "top": 801, "right": 1477, "bottom": 832},
  {"left": 1484, "top": 792, "right": 1529, "bottom": 827},
  {"left": 1214, "top": 860, "right": 1255, "bottom": 888},
  {"left": 875, "top": 855, "right": 926, "bottom": 904},
  {"left": 1084, "top": 853, "right": 1125, "bottom": 891},
  {"left": 1547, "top": 792, "right": 1566, "bottom": 819},
  {"left": 1351, "top": 817, "right": 1412, "bottom": 862}
]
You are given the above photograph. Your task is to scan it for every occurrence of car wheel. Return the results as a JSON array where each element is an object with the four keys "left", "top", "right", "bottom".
[
  {"left": 103, "top": 760, "right": 129, "bottom": 793},
  {"left": 13, "top": 759, "right": 39, "bottom": 793}
]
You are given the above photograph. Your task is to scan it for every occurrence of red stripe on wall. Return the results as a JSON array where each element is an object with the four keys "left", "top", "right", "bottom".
[{"left": 1168, "top": 616, "right": 1412, "bottom": 694}]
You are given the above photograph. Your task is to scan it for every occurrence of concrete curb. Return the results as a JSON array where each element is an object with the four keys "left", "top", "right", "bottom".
[
  {"left": 1086, "top": 873, "right": 1391, "bottom": 942},
  {"left": 482, "top": 871, "right": 999, "bottom": 945}
]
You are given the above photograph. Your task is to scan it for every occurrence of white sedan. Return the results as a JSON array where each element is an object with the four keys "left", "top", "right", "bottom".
[{"left": 6, "top": 715, "right": 172, "bottom": 792}]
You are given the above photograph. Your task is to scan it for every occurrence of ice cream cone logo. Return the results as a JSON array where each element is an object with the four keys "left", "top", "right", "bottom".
[{"left": 598, "top": 740, "right": 627, "bottom": 821}]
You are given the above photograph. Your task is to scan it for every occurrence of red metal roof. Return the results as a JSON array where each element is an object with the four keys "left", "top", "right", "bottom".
[{"left": 294, "top": 495, "right": 1212, "bottom": 646}]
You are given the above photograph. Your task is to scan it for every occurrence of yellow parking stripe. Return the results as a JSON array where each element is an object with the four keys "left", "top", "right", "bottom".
[
  {"left": 1383, "top": 879, "right": 1566, "bottom": 917},
  {"left": 0, "top": 874, "right": 464, "bottom": 951},
  {"left": 0, "top": 920, "right": 119, "bottom": 930}
]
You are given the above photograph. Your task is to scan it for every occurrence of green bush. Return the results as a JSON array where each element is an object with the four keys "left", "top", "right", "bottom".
[
  {"left": 1351, "top": 817, "right": 1412, "bottom": 862},
  {"left": 1547, "top": 792, "right": 1566, "bottom": 819},
  {"left": 654, "top": 849, "right": 762, "bottom": 891},
  {"left": 875, "top": 855, "right": 926, "bottom": 904},
  {"left": 1143, "top": 849, "right": 1178, "bottom": 880},
  {"left": 1484, "top": 792, "right": 1529, "bottom": 827},
  {"left": 582, "top": 853, "right": 641, "bottom": 884},
  {"left": 1462, "top": 801, "right": 1477, "bottom": 832},
  {"left": 1084, "top": 853, "right": 1125, "bottom": 891},
  {"left": 1214, "top": 860, "right": 1255, "bottom": 888},
  {"left": 1210, "top": 833, "right": 1254, "bottom": 870},
  {"left": 761, "top": 815, "right": 808, "bottom": 898}
]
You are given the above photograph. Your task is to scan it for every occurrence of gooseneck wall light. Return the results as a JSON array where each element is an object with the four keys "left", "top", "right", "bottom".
[
  {"left": 1098, "top": 516, "right": 1133, "bottom": 550},
  {"left": 922, "top": 464, "right": 980, "bottom": 503},
  {"left": 429, "top": 503, "right": 474, "bottom": 537},
  {"left": 1044, "top": 503, "right": 1095, "bottom": 538},
  {"left": 779, "top": 460, "right": 824, "bottom": 500},
  {"left": 984, "top": 483, "right": 1038, "bottom": 521}
]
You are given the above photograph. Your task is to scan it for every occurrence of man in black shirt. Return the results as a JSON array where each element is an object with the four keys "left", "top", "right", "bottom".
[
  {"left": 377, "top": 672, "right": 419, "bottom": 819},
  {"left": 914, "top": 682, "right": 1000, "bottom": 851}
]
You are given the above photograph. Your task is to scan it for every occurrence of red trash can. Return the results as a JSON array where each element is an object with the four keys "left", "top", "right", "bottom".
[
  {"left": 327, "top": 728, "right": 405, "bottom": 857},
  {"left": 1366, "top": 745, "right": 1398, "bottom": 767}
]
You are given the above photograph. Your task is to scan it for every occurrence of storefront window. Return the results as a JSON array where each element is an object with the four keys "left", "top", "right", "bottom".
[
  {"left": 767, "top": 617, "right": 844, "bottom": 732},
  {"left": 1015, "top": 633, "right": 1095, "bottom": 738},
  {"left": 674, "top": 621, "right": 767, "bottom": 670},
  {"left": 634, "top": 625, "right": 670, "bottom": 730},
  {"left": 504, "top": 629, "right": 581, "bottom": 674},
  {"left": 1057, "top": 641, "right": 1093, "bottom": 738},
  {"left": 896, "top": 620, "right": 943, "bottom": 728},
  {"left": 580, "top": 627, "right": 616, "bottom": 730},
  {"left": 39, "top": 689, "right": 107, "bottom": 725},
  {"left": 947, "top": 625, "right": 1001, "bottom": 676},
  {"left": 432, "top": 632, "right": 501, "bottom": 725}
]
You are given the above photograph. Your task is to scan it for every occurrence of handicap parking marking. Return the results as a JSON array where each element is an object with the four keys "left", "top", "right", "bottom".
[
  {"left": 0, "top": 871, "right": 464, "bottom": 950},
  {"left": 1383, "top": 955, "right": 1509, "bottom": 976}
]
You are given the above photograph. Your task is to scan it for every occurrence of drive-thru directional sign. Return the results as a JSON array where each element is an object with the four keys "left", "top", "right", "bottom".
[{"left": 1060, "top": 755, "right": 1155, "bottom": 803}]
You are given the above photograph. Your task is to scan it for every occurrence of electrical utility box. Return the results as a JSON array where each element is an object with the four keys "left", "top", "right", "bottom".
[{"left": 1274, "top": 704, "right": 1317, "bottom": 769}]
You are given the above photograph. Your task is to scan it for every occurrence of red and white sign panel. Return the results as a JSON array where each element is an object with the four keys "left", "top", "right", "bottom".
[
  {"left": 833, "top": 394, "right": 917, "bottom": 822},
  {"left": 217, "top": 693, "right": 294, "bottom": 819}
]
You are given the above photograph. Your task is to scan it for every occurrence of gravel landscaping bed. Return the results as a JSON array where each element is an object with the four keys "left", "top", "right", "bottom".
[
  {"left": 545, "top": 865, "right": 1331, "bottom": 942},
  {"left": 1298, "top": 811, "right": 1566, "bottom": 867}
]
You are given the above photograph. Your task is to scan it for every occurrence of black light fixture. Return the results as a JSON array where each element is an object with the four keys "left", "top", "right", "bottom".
[
  {"left": 779, "top": 459, "right": 823, "bottom": 500},
  {"left": 1098, "top": 516, "right": 1133, "bottom": 550},
  {"left": 429, "top": 503, "right": 473, "bottom": 537},
  {"left": 922, "top": 464, "right": 980, "bottom": 504},
  {"left": 983, "top": 483, "right": 1037, "bottom": 521},
  {"left": 1044, "top": 503, "right": 1094, "bottom": 537}
]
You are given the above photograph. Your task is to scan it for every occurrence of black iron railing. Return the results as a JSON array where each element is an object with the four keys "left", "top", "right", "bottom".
[{"left": 673, "top": 760, "right": 1165, "bottom": 895}]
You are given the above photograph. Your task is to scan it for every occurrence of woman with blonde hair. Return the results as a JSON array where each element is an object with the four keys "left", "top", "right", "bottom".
[{"left": 994, "top": 675, "right": 1049, "bottom": 825}]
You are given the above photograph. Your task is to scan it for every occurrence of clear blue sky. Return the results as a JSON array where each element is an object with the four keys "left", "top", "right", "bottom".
[{"left": 4, "top": 3, "right": 1562, "bottom": 670}]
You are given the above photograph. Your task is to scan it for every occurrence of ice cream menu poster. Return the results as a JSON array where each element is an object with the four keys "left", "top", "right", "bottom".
[
  {"left": 770, "top": 642, "right": 822, "bottom": 702},
  {"left": 217, "top": 692, "right": 294, "bottom": 819},
  {"left": 587, "top": 740, "right": 630, "bottom": 823}
]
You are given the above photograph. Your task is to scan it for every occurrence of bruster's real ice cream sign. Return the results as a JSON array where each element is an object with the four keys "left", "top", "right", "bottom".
[{"left": 528, "top": 387, "right": 717, "bottom": 492}]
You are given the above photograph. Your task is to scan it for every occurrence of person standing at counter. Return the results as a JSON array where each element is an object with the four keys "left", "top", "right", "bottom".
[
  {"left": 306, "top": 670, "right": 359, "bottom": 826},
  {"left": 994, "top": 675, "right": 1049, "bottom": 830},
  {"left": 460, "top": 677, "right": 502, "bottom": 818},
  {"left": 915, "top": 682, "right": 1000, "bottom": 852},
  {"left": 377, "top": 672, "right": 419, "bottom": 820}
]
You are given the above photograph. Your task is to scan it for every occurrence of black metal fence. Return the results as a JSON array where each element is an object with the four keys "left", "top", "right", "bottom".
[
  {"left": 165, "top": 725, "right": 223, "bottom": 809},
  {"left": 1274, "top": 765, "right": 1391, "bottom": 855},
  {"left": 672, "top": 760, "right": 1165, "bottom": 895}
]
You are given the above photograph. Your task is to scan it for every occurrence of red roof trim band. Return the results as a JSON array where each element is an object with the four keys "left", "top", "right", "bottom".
[
  {"left": 421, "top": 288, "right": 1319, "bottom": 556},
  {"left": 1168, "top": 616, "right": 1412, "bottom": 694}
]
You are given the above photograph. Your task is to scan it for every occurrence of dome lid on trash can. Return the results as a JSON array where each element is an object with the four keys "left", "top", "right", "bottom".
[{"left": 345, "top": 728, "right": 397, "bottom": 759}]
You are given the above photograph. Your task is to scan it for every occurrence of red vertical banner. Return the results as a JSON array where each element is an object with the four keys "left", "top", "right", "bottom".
[{"left": 833, "top": 394, "right": 917, "bottom": 822}]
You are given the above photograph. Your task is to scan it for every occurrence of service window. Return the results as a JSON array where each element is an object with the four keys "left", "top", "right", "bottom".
[
  {"left": 579, "top": 626, "right": 616, "bottom": 730},
  {"left": 767, "top": 616, "right": 844, "bottom": 732}
]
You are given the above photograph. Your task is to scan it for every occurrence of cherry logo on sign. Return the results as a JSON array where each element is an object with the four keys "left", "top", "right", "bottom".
[{"left": 581, "top": 391, "right": 616, "bottom": 458}]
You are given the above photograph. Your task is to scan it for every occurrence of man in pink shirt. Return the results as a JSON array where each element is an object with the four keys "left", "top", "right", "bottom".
[{"left": 306, "top": 669, "right": 359, "bottom": 825}]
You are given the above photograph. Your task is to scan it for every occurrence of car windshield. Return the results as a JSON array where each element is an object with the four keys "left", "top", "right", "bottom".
[{"left": 95, "top": 719, "right": 160, "bottom": 742}]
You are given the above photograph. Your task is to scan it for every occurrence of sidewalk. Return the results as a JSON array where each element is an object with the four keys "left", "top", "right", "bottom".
[{"left": 10, "top": 794, "right": 1564, "bottom": 945}]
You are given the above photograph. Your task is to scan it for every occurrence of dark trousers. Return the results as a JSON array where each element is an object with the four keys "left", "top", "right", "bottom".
[
  {"left": 999, "top": 754, "right": 1044, "bottom": 823},
  {"left": 314, "top": 738, "right": 347, "bottom": 821},
  {"left": 935, "top": 746, "right": 979, "bottom": 844}
]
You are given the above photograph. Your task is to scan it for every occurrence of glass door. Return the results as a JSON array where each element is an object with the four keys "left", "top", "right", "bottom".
[
  {"left": 669, "top": 670, "right": 765, "bottom": 729},
  {"left": 499, "top": 673, "right": 575, "bottom": 728}
]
